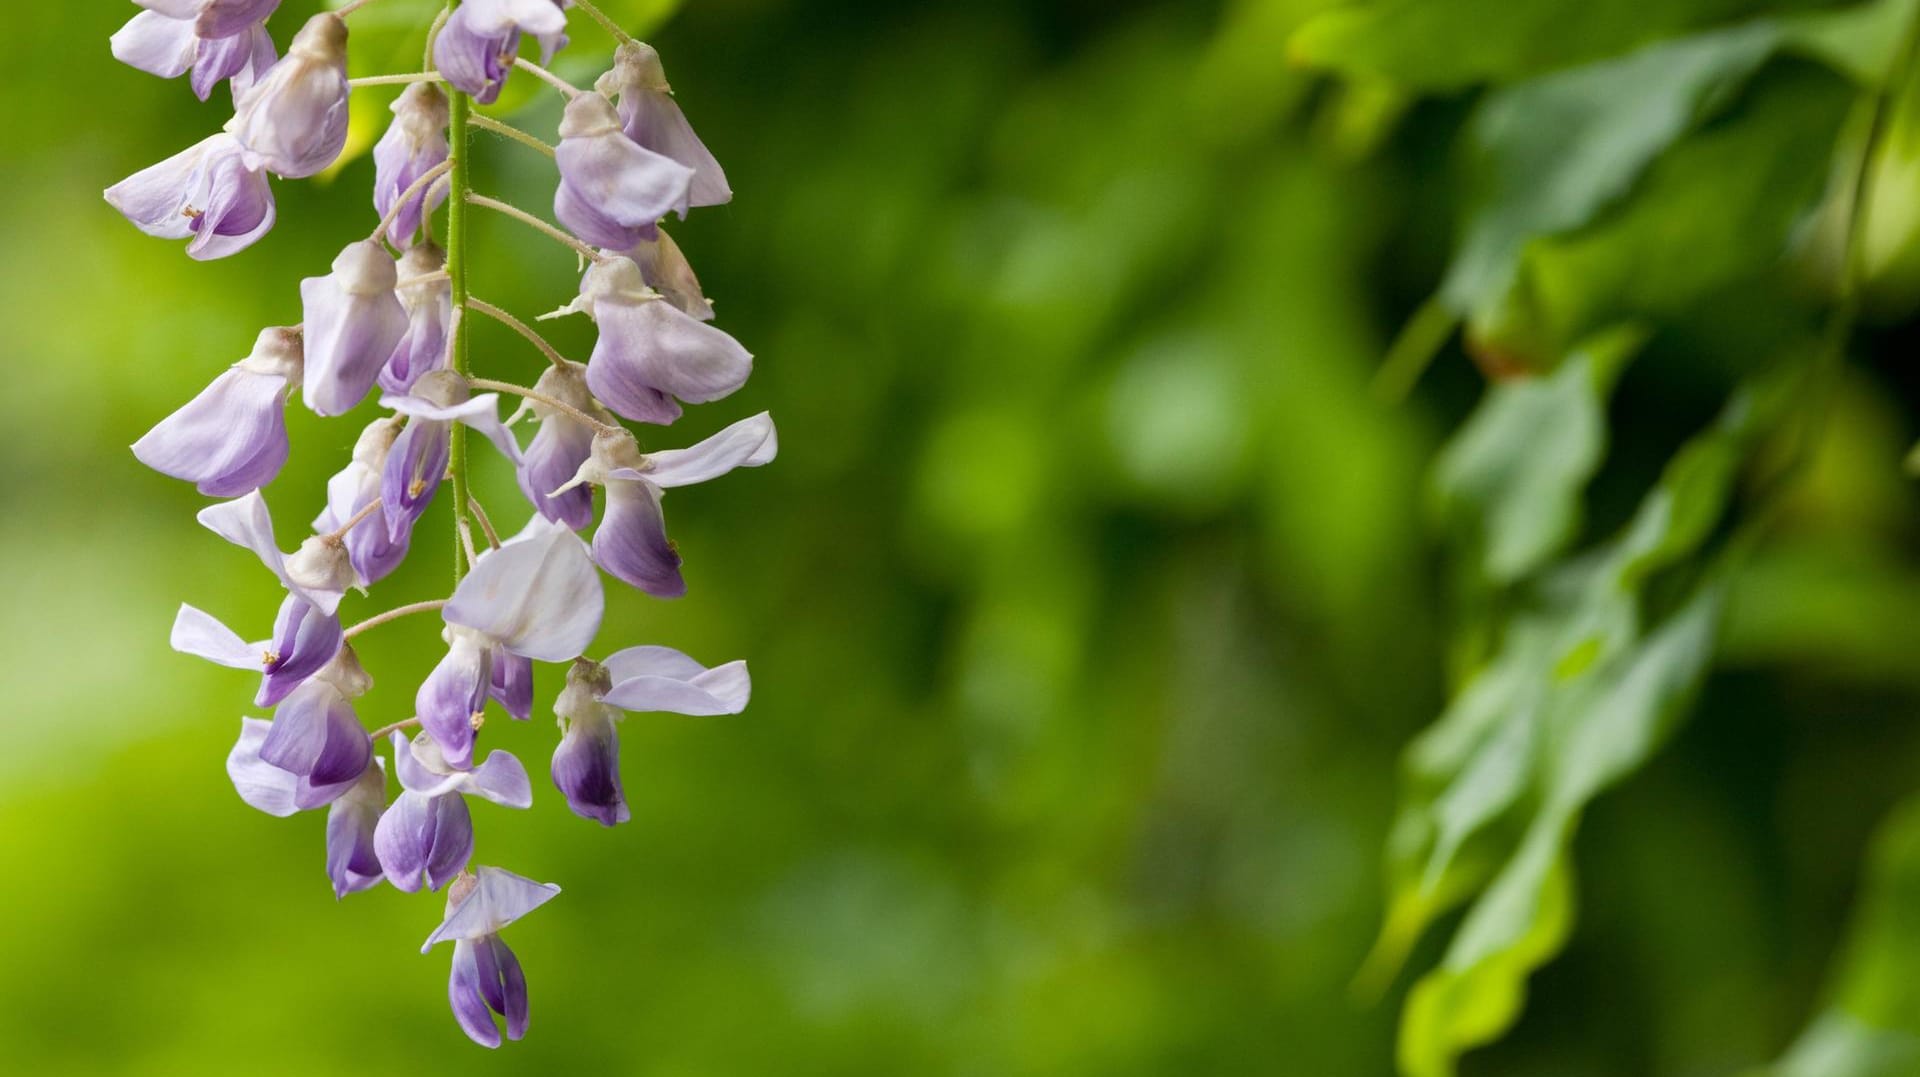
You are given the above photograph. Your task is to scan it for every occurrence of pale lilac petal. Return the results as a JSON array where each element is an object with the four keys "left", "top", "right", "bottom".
[
  {"left": 372, "top": 85, "right": 451, "bottom": 248},
  {"left": 181, "top": 135, "right": 277, "bottom": 261},
  {"left": 490, "top": 650, "right": 534, "bottom": 721},
  {"left": 228, "top": 717, "right": 300, "bottom": 817},
  {"left": 196, "top": 490, "right": 287, "bottom": 581},
  {"left": 132, "top": 365, "right": 290, "bottom": 497},
  {"left": 433, "top": 7, "right": 518, "bottom": 105},
  {"left": 259, "top": 680, "right": 372, "bottom": 794},
  {"left": 416, "top": 632, "right": 492, "bottom": 771},
  {"left": 463, "top": 0, "right": 568, "bottom": 36},
  {"left": 325, "top": 758, "right": 386, "bottom": 897},
  {"left": 518, "top": 413, "right": 596, "bottom": 529},
  {"left": 381, "top": 245, "right": 452, "bottom": 392},
  {"left": 422, "top": 866, "right": 560, "bottom": 950},
  {"left": 386, "top": 392, "right": 523, "bottom": 466},
  {"left": 637, "top": 412, "right": 777, "bottom": 488},
  {"left": 380, "top": 417, "right": 451, "bottom": 540},
  {"left": 104, "top": 137, "right": 209, "bottom": 242},
  {"left": 554, "top": 93, "right": 693, "bottom": 249},
  {"left": 374, "top": 789, "right": 473, "bottom": 893},
  {"left": 171, "top": 604, "right": 263, "bottom": 670},
  {"left": 621, "top": 90, "right": 731, "bottom": 208},
  {"left": 230, "top": 14, "right": 349, "bottom": 178},
  {"left": 593, "top": 478, "right": 682, "bottom": 597},
  {"left": 195, "top": 0, "right": 281, "bottom": 40},
  {"left": 449, "top": 940, "right": 504, "bottom": 1048},
  {"left": 301, "top": 241, "right": 409, "bottom": 417},
  {"left": 586, "top": 296, "right": 751, "bottom": 421},
  {"left": 193, "top": 22, "right": 277, "bottom": 102},
  {"left": 625, "top": 228, "right": 713, "bottom": 320},
  {"left": 601, "top": 647, "right": 749, "bottom": 716},
  {"left": 463, "top": 749, "right": 533, "bottom": 808},
  {"left": 445, "top": 519, "right": 603, "bottom": 661},
  {"left": 256, "top": 596, "right": 344, "bottom": 707},
  {"left": 551, "top": 710, "right": 626, "bottom": 826},
  {"left": 111, "top": 11, "right": 198, "bottom": 79}
]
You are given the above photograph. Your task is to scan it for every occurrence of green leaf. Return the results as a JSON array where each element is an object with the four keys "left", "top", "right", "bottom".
[
  {"left": 1433, "top": 325, "right": 1645, "bottom": 585},
  {"left": 1767, "top": 797, "right": 1920, "bottom": 1076},
  {"left": 1287, "top": 0, "right": 1826, "bottom": 92}
]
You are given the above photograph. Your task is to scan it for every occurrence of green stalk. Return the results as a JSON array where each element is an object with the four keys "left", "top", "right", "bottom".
[{"left": 447, "top": 82, "right": 474, "bottom": 582}]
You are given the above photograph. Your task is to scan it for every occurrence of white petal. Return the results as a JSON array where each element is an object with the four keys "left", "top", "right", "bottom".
[
  {"left": 641, "top": 412, "right": 778, "bottom": 489},
  {"left": 445, "top": 518, "right": 603, "bottom": 662},
  {"left": 171, "top": 604, "right": 265, "bottom": 670},
  {"left": 421, "top": 865, "right": 560, "bottom": 951}
]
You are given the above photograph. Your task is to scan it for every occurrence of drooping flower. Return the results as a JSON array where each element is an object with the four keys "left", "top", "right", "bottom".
[
  {"left": 326, "top": 754, "right": 388, "bottom": 898},
  {"left": 313, "top": 417, "right": 412, "bottom": 586},
  {"left": 422, "top": 866, "right": 560, "bottom": 1048},
  {"left": 132, "top": 325, "right": 302, "bottom": 497},
  {"left": 228, "top": 12, "right": 350, "bottom": 179},
  {"left": 433, "top": 0, "right": 570, "bottom": 105},
  {"left": 381, "top": 244, "right": 453, "bottom": 393},
  {"left": 551, "top": 648, "right": 749, "bottom": 825},
  {"left": 112, "top": 1, "right": 280, "bottom": 102},
  {"left": 302, "top": 240, "right": 410, "bottom": 416},
  {"left": 595, "top": 42, "right": 731, "bottom": 208},
  {"left": 103, "top": 132, "right": 275, "bottom": 260},
  {"left": 374, "top": 733, "right": 533, "bottom": 893},
  {"left": 565, "top": 255, "right": 749, "bottom": 424},
  {"left": 172, "top": 491, "right": 358, "bottom": 705},
  {"left": 513, "top": 361, "right": 607, "bottom": 530},
  {"left": 256, "top": 644, "right": 374, "bottom": 806},
  {"left": 378, "top": 371, "right": 523, "bottom": 541},
  {"left": 372, "top": 83, "right": 451, "bottom": 248},
  {"left": 417, "top": 516, "right": 604, "bottom": 768},
  {"left": 558, "top": 413, "right": 777, "bottom": 596},
  {"left": 554, "top": 92, "right": 693, "bottom": 251}
]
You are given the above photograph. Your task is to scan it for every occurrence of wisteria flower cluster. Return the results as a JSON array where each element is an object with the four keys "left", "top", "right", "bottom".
[{"left": 107, "top": 0, "right": 768, "bottom": 1048}]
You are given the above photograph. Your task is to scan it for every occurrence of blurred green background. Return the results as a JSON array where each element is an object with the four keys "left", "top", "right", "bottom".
[{"left": 8, "top": 0, "right": 1920, "bottom": 1074}]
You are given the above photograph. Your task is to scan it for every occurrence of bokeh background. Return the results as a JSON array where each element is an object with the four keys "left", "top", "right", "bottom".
[{"left": 6, "top": 1, "right": 1920, "bottom": 1074}]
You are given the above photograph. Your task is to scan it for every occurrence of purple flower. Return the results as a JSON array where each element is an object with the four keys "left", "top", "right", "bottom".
[
  {"left": 301, "top": 240, "right": 410, "bottom": 417},
  {"left": 379, "top": 371, "right": 524, "bottom": 541},
  {"left": 595, "top": 42, "right": 731, "bottom": 208},
  {"left": 422, "top": 866, "right": 560, "bottom": 1048},
  {"left": 258, "top": 650, "right": 374, "bottom": 801},
  {"left": 433, "top": 0, "right": 568, "bottom": 105},
  {"left": 374, "top": 732, "right": 533, "bottom": 893},
  {"left": 551, "top": 648, "right": 749, "bottom": 825},
  {"left": 381, "top": 244, "right": 453, "bottom": 393},
  {"left": 491, "top": 652, "right": 534, "bottom": 722},
  {"left": 313, "top": 417, "right": 412, "bottom": 586},
  {"left": 229, "top": 13, "right": 349, "bottom": 178},
  {"left": 623, "top": 228, "right": 713, "bottom": 320},
  {"left": 569, "top": 255, "right": 750, "bottom": 425},
  {"left": 513, "top": 362, "right": 607, "bottom": 530},
  {"left": 554, "top": 92, "right": 693, "bottom": 251},
  {"left": 557, "top": 413, "right": 777, "bottom": 597},
  {"left": 326, "top": 756, "right": 387, "bottom": 898},
  {"left": 132, "top": 325, "right": 301, "bottom": 497},
  {"left": 112, "top": 1, "right": 280, "bottom": 102},
  {"left": 372, "top": 84, "right": 450, "bottom": 248},
  {"left": 104, "top": 132, "right": 275, "bottom": 260},
  {"left": 418, "top": 516, "right": 603, "bottom": 767}
]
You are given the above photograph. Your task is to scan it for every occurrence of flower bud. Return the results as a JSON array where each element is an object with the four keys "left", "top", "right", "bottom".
[
  {"left": 595, "top": 41, "right": 732, "bottom": 207},
  {"left": 301, "top": 240, "right": 410, "bottom": 416},
  {"left": 373, "top": 84, "right": 451, "bottom": 248},
  {"left": 104, "top": 133, "right": 275, "bottom": 260},
  {"left": 286, "top": 533, "right": 357, "bottom": 596},
  {"left": 554, "top": 92, "right": 694, "bottom": 250},
  {"left": 577, "top": 255, "right": 751, "bottom": 425},
  {"left": 325, "top": 758, "right": 386, "bottom": 898},
  {"left": 517, "top": 362, "right": 606, "bottom": 530},
  {"left": 132, "top": 326, "right": 302, "bottom": 496}
]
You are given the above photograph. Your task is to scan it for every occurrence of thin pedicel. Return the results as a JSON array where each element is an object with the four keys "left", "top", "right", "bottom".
[{"left": 106, "top": 0, "right": 769, "bottom": 1049}]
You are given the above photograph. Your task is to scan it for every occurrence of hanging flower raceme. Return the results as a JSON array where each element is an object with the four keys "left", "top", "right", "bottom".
[
  {"left": 228, "top": 12, "right": 350, "bottom": 178},
  {"left": 373, "top": 84, "right": 452, "bottom": 248},
  {"left": 125, "top": 0, "right": 764, "bottom": 1050},
  {"left": 553, "top": 254, "right": 750, "bottom": 424},
  {"left": 302, "top": 239, "right": 410, "bottom": 416},
  {"left": 375, "top": 732, "right": 533, "bottom": 893},
  {"left": 515, "top": 361, "right": 607, "bottom": 530},
  {"left": 559, "top": 413, "right": 777, "bottom": 596},
  {"left": 314, "top": 417, "right": 411, "bottom": 586},
  {"left": 112, "top": 0, "right": 280, "bottom": 102},
  {"left": 104, "top": 132, "right": 276, "bottom": 260},
  {"left": 423, "top": 867, "right": 560, "bottom": 1048},
  {"left": 379, "top": 370, "right": 522, "bottom": 539},
  {"left": 595, "top": 42, "right": 731, "bottom": 208},
  {"left": 417, "top": 516, "right": 604, "bottom": 769},
  {"left": 133, "top": 325, "right": 301, "bottom": 497},
  {"left": 551, "top": 648, "right": 749, "bottom": 825},
  {"left": 554, "top": 91, "right": 693, "bottom": 250}
]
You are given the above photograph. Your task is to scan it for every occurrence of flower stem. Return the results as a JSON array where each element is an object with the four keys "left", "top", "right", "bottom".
[
  {"left": 324, "top": 497, "right": 384, "bottom": 542},
  {"left": 371, "top": 159, "right": 454, "bottom": 245},
  {"left": 513, "top": 57, "right": 582, "bottom": 98},
  {"left": 344, "top": 599, "right": 449, "bottom": 640},
  {"left": 348, "top": 72, "right": 444, "bottom": 88},
  {"left": 570, "top": 0, "right": 637, "bottom": 46},
  {"left": 469, "top": 114, "right": 557, "bottom": 159},
  {"left": 466, "top": 192, "right": 604, "bottom": 262},
  {"left": 468, "top": 377, "right": 619, "bottom": 434},
  {"left": 468, "top": 297, "right": 568, "bottom": 368},
  {"left": 370, "top": 717, "right": 423, "bottom": 740},
  {"left": 448, "top": 77, "right": 475, "bottom": 584}
]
